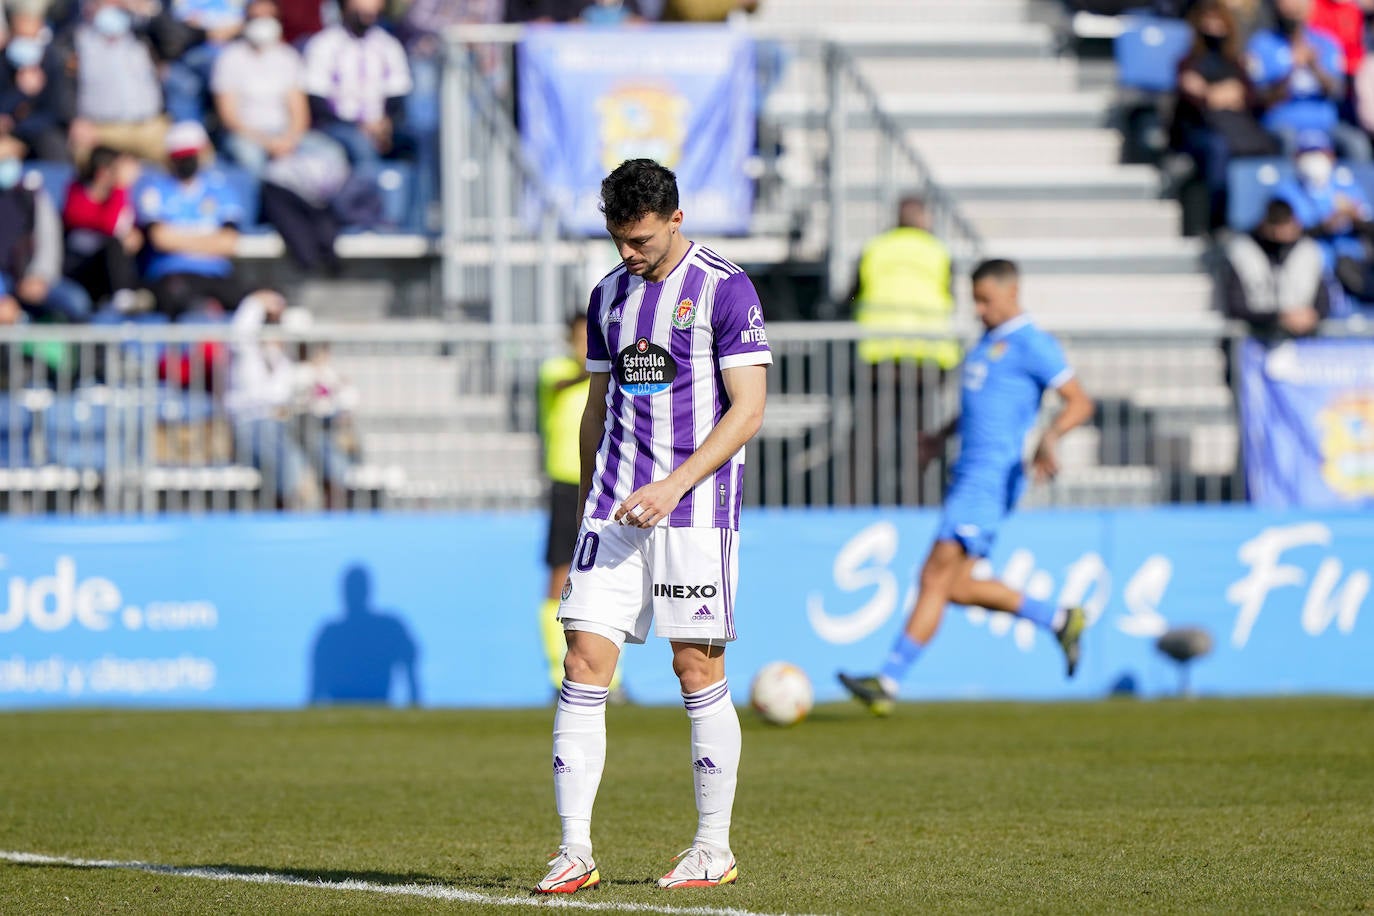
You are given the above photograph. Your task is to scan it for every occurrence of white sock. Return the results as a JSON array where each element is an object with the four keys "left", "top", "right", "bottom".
[
  {"left": 683, "top": 678, "right": 740, "bottom": 854},
  {"left": 553, "top": 680, "right": 608, "bottom": 857}
]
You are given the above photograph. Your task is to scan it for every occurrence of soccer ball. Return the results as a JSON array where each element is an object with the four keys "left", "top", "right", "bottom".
[{"left": 749, "top": 661, "right": 814, "bottom": 726}]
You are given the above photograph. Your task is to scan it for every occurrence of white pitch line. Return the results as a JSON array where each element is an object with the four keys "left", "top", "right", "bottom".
[{"left": 0, "top": 850, "right": 827, "bottom": 916}]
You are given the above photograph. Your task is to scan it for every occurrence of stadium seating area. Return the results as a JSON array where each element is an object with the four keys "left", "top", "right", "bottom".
[{"left": 1, "top": 0, "right": 1369, "bottom": 515}]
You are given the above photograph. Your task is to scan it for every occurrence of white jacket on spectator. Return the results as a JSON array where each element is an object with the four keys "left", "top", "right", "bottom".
[
  {"left": 1223, "top": 233, "right": 1326, "bottom": 317},
  {"left": 226, "top": 292, "right": 295, "bottom": 422}
]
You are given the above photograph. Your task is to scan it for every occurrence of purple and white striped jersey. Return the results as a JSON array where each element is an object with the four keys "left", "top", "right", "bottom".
[{"left": 584, "top": 242, "right": 772, "bottom": 530}]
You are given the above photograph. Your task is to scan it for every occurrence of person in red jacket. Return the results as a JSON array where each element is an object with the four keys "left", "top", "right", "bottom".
[
  {"left": 62, "top": 145, "right": 154, "bottom": 314},
  {"left": 1310, "top": 0, "right": 1364, "bottom": 78}
]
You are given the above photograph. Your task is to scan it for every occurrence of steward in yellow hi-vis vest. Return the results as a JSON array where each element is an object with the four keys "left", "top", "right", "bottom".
[
  {"left": 853, "top": 198, "right": 961, "bottom": 369},
  {"left": 537, "top": 313, "right": 623, "bottom": 696}
]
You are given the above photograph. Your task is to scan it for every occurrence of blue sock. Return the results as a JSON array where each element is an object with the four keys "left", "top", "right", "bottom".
[
  {"left": 1017, "top": 595, "right": 1059, "bottom": 632},
  {"left": 878, "top": 633, "right": 924, "bottom": 687}
]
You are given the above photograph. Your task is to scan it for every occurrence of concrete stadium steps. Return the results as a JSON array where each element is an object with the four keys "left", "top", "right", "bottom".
[
  {"left": 767, "top": 91, "right": 1111, "bottom": 130},
  {"left": 774, "top": 58, "right": 1081, "bottom": 100},
  {"left": 902, "top": 128, "right": 1123, "bottom": 169},
  {"left": 987, "top": 237, "right": 1206, "bottom": 274},
  {"left": 1018, "top": 274, "right": 1214, "bottom": 322},
  {"left": 1019, "top": 466, "right": 1164, "bottom": 507},
  {"left": 329, "top": 354, "right": 510, "bottom": 429},
  {"left": 358, "top": 430, "right": 543, "bottom": 506},
  {"left": 1067, "top": 346, "right": 1227, "bottom": 400},
  {"left": 956, "top": 199, "right": 1180, "bottom": 241}
]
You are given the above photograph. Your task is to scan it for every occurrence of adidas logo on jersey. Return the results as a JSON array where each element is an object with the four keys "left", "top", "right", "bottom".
[{"left": 693, "top": 757, "right": 722, "bottom": 774}]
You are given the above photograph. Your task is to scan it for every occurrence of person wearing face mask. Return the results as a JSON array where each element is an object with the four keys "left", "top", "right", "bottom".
[
  {"left": 1222, "top": 197, "right": 1331, "bottom": 337},
  {"left": 134, "top": 120, "right": 256, "bottom": 319},
  {"left": 1172, "top": 0, "right": 1275, "bottom": 231},
  {"left": 211, "top": 0, "right": 316, "bottom": 176},
  {"left": 161, "top": 0, "right": 246, "bottom": 123},
  {"left": 68, "top": 0, "right": 168, "bottom": 165},
  {"left": 0, "top": 134, "right": 94, "bottom": 322},
  {"left": 1246, "top": 0, "right": 1371, "bottom": 161},
  {"left": 1278, "top": 129, "right": 1374, "bottom": 299},
  {"left": 0, "top": 4, "right": 76, "bottom": 162},
  {"left": 301, "top": 0, "right": 412, "bottom": 170}
]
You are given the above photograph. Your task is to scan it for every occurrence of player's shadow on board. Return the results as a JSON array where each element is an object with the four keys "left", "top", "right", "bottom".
[{"left": 309, "top": 564, "right": 421, "bottom": 706}]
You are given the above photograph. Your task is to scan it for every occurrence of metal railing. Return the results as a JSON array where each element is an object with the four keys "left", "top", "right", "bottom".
[
  {"left": 0, "top": 319, "right": 1286, "bottom": 517},
  {"left": 438, "top": 24, "right": 984, "bottom": 321}
]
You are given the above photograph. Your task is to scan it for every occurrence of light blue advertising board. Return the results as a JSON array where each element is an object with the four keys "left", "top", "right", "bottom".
[{"left": 1, "top": 507, "right": 1370, "bottom": 708}]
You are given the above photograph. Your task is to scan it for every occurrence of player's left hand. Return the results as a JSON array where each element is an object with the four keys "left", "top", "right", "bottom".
[
  {"left": 614, "top": 479, "right": 687, "bottom": 528},
  {"left": 1031, "top": 434, "right": 1060, "bottom": 483}
]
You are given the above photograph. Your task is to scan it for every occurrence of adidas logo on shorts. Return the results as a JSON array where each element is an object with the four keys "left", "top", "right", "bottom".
[{"left": 692, "top": 605, "right": 714, "bottom": 621}]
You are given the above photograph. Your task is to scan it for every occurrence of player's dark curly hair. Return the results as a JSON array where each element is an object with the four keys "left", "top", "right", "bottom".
[
  {"left": 600, "top": 159, "right": 679, "bottom": 227},
  {"left": 971, "top": 258, "right": 1019, "bottom": 284}
]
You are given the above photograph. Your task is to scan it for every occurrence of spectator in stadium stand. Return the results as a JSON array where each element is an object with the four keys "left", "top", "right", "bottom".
[
  {"left": 659, "top": 0, "right": 756, "bottom": 21},
  {"left": 577, "top": 0, "right": 645, "bottom": 23},
  {"left": 0, "top": 134, "right": 92, "bottom": 320},
  {"left": 67, "top": 0, "right": 167, "bottom": 165},
  {"left": 1171, "top": 0, "right": 1275, "bottom": 230},
  {"left": 1246, "top": 0, "right": 1371, "bottom": 159},
  {"left": 277, "top": 0, "right": 321, "bottom": 45},
  {"left": 302, "top": 0, "right": 412, "bottom": 170},
  {"left": 1310, "top": 0, "right": 1363, "bottom": 79},
  {"left": 1277, "top": 128, "right": 1374, "bottom": 297},
  {"left": 135, "top": 120, "right": 254, "bottom": 318},
  {"left": 1221, "top": 197, "right": 1330, "bottom": 337},
  {"left": 503, "top": 0, "right": 589, "bottom": 21},
  {"left": 0, "top": 1, "right": 77, "bottom": 162},
  {"left": 226, "top": 291, "right": 352, "bottom": 509},
  {"left": 0, "top": 134, "right": 95, "bottom": 322},
  {"left": 62, "top": 145, "right": 156, "bottom": 315},
  {"left": 161, "top": 0, "right": 245, "bottom": 123},
  {"left": 211, "top": 0, "right": 315, "bottom": 176}
]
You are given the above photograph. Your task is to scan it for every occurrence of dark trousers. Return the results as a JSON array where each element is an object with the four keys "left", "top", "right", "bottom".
[
  {"left": 65, "top": 236, "right": 140, "bottom": 306},
  {"left": 260, "top": 182, "right": 340, "bottom": 274},
  {"left": 151, "top": 272, "right": 247, "bottom": 319}
]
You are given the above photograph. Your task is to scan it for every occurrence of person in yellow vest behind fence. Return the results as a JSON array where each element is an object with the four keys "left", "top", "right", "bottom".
[
  {"left": 850, "top": 194, "right": 962, "bottom": 503},
  {"left": 854, "top": 194, "right": 961, "bottom": 368},
  {"left": 537, "top": 312, "right": 625, "bottom": 699}
]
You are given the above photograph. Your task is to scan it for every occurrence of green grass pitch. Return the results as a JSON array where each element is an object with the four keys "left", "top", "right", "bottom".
[{"left": 1, "top": 698, "right": 1372, "bottom": 914}]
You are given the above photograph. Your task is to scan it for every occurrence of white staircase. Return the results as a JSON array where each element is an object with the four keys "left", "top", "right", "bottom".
[{"left": 757, "top": 0, "right": 1236, "bottom": 501}]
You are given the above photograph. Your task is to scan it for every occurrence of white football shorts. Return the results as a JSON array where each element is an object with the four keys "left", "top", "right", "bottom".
[{"left": 558, "top": 516, "right": 739, "bottom": 647}]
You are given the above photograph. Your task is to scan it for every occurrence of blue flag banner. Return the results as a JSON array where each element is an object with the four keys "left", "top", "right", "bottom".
[
  {"left": 517, "top": 25, "right": 756, "bottom": 235},
  {"left": 1240, "top": 337, "right": 1374, "bottom": 509},
  {"left": 0, "top": 507, "right": 1371, "bottom": 709}
]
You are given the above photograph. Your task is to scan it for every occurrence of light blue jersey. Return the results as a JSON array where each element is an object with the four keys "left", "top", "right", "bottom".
[
  {"left": 938, "top": 315, "right": 1073, "bottom": 557},
  {"left": 135, "top": 170, "right": 245, "bottom": 282},
  {"left": 1247, "top": 26, "right": 1345, "bottom": 134}
]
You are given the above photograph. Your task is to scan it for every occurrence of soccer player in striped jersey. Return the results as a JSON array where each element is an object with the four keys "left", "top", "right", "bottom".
[
  {"left": 535, "top": 159, "right": 771, "bottom": 895},
  {"left": 839, "top": 258, "right": 1096, "bottom": 715}
]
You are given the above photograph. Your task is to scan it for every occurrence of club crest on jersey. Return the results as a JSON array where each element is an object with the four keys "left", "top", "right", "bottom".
[
  {"left": 672, "top": 298, "right": 696, "bottom": 330},
  {"left": 988, "top": 342, "right": 1008, "bottom": 361},
  {"left": 617, "top": 337, "right": 677, "bottom": 396}
]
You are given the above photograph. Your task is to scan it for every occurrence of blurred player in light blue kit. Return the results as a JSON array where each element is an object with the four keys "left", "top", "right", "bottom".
[{"left": 839, "top": 258, "right": 1096, "bottom": 715}]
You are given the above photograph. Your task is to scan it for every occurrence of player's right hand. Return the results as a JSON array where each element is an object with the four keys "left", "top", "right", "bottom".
[{"left": 1031, "top": 436, "right": 1060, "bottom": 483}]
